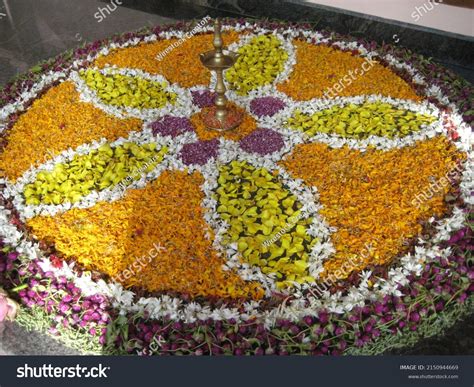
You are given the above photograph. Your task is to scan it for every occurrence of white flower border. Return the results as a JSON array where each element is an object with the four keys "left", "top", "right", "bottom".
[
  {"left": 3, "top": 129, "right": 191, "bottom": 220},
  {"left": 0, "top": 21, "right": 472, "bottom": 327},
  {"left": 70, "top": 66, "right": 195, "bottom": 121}
]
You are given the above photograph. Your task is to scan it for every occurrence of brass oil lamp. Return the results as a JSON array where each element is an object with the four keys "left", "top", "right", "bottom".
[{"left": 199, "top": 18, "right": 243, "bottom": 131}]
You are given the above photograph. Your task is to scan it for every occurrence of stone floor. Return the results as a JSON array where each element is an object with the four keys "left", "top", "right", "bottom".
[
  {"left": 0, "top": 321, "right": 80, "bottom": 355},
  {"left": 0, "top": 0, "right": 472, "bottom": 355},
  {"left": 0, "top": 0, "right": 176, "bottom": 85}
]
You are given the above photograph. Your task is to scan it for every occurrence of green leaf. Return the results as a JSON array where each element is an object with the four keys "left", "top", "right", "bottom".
[{"left": 30, "top": 65, "right": 43, "bottom": 73}]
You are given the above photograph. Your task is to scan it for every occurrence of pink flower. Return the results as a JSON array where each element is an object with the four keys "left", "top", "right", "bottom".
[{"left": 0, "top": 289, "right": 19, "bottom": 322}]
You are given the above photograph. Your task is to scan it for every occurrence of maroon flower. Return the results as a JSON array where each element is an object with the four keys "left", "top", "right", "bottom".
[
  {"left": 250, "top": 97, "right": 286, "bottom": 117},
  {"left": 180, "top": 139, "right": 219, "bottom": 165},
  {"left": 191, "top": 90, "right": 216, "bottom": 108},
  {"left": 151, "top": 116, "right": 194, "bottom": 137},
  {"left": 239, "top": 128, "right": 284, "bottom": 155}
]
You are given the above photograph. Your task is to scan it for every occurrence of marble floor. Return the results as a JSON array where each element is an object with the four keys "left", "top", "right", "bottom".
[{"left": 0, "top": 0, "right": 472, "bottom": 356}]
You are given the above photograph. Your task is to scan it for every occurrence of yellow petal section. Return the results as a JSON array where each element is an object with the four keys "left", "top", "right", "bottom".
[
  {"left": 94, "top": 32, "right": 242, "bottom": 88},
  {"left": 277, "top": 40, "right": 421, "bottom": 101},
  {"left": 216, "top": 161, "right": 317, "bottom": 289},
  {"left": 0, "top": 82, "right": 142, "bottom": 182},
  {"left": 23, "top": 142, "right": 167, "bottom": 206},
  {"left": 280, "top": 136, "right": 465, "bottom": 279},
  {"left": 225, "top": 34, "right": 288, "bottom": 95},
  {"left": 27, "top": 170, "right": 264, "bottom": 300},
  {"left": 287, "top": 102, "right": 435, "bottom": 139},
  {"left": 80, "top": 69, "right": 176, "bottom": 109}
]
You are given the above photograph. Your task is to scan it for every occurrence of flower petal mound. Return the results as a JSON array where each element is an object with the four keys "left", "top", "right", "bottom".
[
  {"left": 23, "top": 142, "right": 167, "bottom": 205},
  {"left": 239, "top": 128, "right": 285, "bottom": 155},
  {"left": 280, "top": 136, "right": 466, "bottom": 279},
  {"left": 180, "top": 139, "right": 219, "bottom": 165},
  {"left": 80, "top": 69, "right": 176, "bottom": 109},
  {"left": 287, "top": 102, "right": 435, "bottom": 139},
  {"left": 27, "top": 170, "right": 264, "bottom": 300},
  {"left": 215, "top": 161, "right": 317, "bottom": 288},
  {"left": 151, "top": 115, "right": 195, "bottom": 138},
  {"left": 226, "top": 35, "right": 288, "bottom": 95},
  {"left": 0, "top": 82, "right": 142, "bottom": 182},
  {"left": 191, "top": 89, "right": 216, "bottom": 108},
  {"left": 1, "top": 20, "right": 472, "bottom": 356},
  {"left": 250, "top": 96, "right": 286, "bottom": 117},
  {"left": 277, "top": 40, "right": 421, "bottom": 101}
]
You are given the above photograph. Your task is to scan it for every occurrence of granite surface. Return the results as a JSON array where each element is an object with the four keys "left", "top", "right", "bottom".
[
  {"left": 0, "top": 0, "right": 472, "bottom": 356},
  {"left": 0, "top": 321, "right": 80, "bottom": 355},
  {"left": 0, "top": 0, "right": 175, "bottom": 86}
]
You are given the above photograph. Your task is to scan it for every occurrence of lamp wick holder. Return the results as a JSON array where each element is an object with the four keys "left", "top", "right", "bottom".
[{"left": 199, "top": 18, "right": 243, "bottom": 131}]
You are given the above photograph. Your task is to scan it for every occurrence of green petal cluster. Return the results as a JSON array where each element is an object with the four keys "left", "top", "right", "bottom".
[
  {"left": 215, "top": 161, "right": 316, "bottom": 288},
  {"left": 23, "top": 142, "right": 167, "bottom": 205},
  {"left": 287, "top": 102, "right": 436, "bottom": 139},
  {"left": 80, "top": 69, "right": 177, "bottom": 109},
  {"left": 225, "top": 35, "right": 288, "bottom": 95}
]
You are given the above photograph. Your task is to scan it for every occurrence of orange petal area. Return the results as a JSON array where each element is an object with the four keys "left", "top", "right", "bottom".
[
  {"left": 280, "top": 137, "right": 465, "bottom": 279},
  {"left": 277, "top": 40, "right": 421, "bottom": 101},
  {"left": 27, "top": 170, "right": 264, "bottom": 300},
  {"left": 0, "top": 82, "right": 142, "bottom": 183},
  {"left": 94, "top": 32, "right": 242, "bottom": 88},
  {"left": 190, "top": 104, "right": 258, "bottom": 141}
]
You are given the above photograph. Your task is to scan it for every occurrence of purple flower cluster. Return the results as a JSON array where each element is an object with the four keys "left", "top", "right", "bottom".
[
  {"left": 239, "top": 128, "right": 285, "bottom": 155},
  {"left": 151, "top": 116, "right": 195, "bottom": 138},
  {"left": 180, "top": 139, "right": 219, "bottom": 165},
  {"left": 191, "top": 90, "right": 216, "bottom": 108},
  {"left": 0, "top": 246, "right": 110, "bottom": 345},
  {"left": 0, "top": 251, "right": 18, "bottom": 272},
  {"left": 250, "top": 97, "right": 286, "bottom": 117}
]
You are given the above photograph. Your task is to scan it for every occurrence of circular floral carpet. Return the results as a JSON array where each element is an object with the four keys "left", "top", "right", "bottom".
[{"left": 0, "top": 19, "right": 472, "bottom": 355}]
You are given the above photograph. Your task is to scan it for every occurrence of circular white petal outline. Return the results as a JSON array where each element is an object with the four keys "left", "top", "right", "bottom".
[{"left": 0, "top": 22, "right": 472, "bottom": 326}]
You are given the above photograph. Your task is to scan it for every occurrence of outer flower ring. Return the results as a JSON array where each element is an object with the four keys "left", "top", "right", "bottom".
[{"left": 0, "top": 19, "right": 472, "bottom": 356}]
